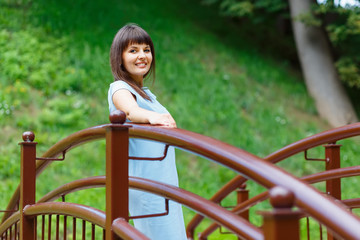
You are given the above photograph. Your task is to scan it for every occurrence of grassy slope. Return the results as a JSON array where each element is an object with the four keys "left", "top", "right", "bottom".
[{"left": 1, "top": 0, "right": 360, "bottom": 239}]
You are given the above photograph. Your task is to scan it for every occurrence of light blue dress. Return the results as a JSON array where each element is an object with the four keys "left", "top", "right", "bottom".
[{"left": 108, "top": 80, "right": 187, "bottom": 240}]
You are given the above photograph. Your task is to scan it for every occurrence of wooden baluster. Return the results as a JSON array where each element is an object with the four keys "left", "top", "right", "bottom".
[
  {"left": 64, "top": 216, "right": 67, "bottom": 240},
  {"left": 41, "top": 215, "right": 45, "bottom": 240},
  {"left": 48, "top": 215, "right": 52, "bottom": 240},
  {"left": 56, "top": 215, "right": 60, "bottom": 240},
  {"left": 91, "top": 224, "right": 95, "bottom": 240},
  {"left": 82, "top": 220, "right": 86, "bottom": 240},
  {"left": 73, "top": 217, "right": 76, "bottom": 240}
]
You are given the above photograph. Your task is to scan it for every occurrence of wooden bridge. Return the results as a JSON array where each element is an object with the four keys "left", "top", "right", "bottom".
[{"left": 1, "top": 110, "right": 360, "bottom": 239}]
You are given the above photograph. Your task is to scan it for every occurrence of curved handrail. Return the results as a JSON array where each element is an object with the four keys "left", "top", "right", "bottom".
[
  {"left": 24, "top": 202, "right": 148, "bottom": 240},
  {"left": 37, "top": 176, "right": 262, "bottom": 239},
  {"left": 187, "top": 122, "right": 360, "bottom": 237},
  {"left": 0, "top": 202, "right": 149, "bottom": 240},
  {"left": 2, "top": 123, "right": 360, "bottom": 239},
  {"left": 112, "top": 218, "right": 150, "bottom": 240},
  {"left": 0, "top": 211, "right": 19, "bottom": 236},
  {"left": 23, "top": 202, "right": 151, "bottom": 240},
  {"left": 302, "top": 165, "right": 360, "bottom": 184},
  {"left": 39, "top": 166, "right": 360, "bottom": 240},
  {"left": 2, "top": 124, "right": 108, "bottom": 222},
  {"left": 38, "top": 176, "right": 105, "bottom": 203},
  {"left": 199, "top": 165, "right": 360, "bottom": 238},
  {"left": 41, "top": 168, "right": 360, "bottom": 240},
  {"left": 343, "top": 199, "right": 360, "bottom": 209},
  {"left": 24, "top": 202, "right": 106, "bottom": 228}
]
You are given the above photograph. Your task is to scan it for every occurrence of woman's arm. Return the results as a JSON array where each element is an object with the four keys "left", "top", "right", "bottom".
[{"left": 112, "top": 89, "right": 176, "bottom": 128}]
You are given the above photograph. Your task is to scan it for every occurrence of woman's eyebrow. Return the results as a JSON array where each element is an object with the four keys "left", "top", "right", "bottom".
[{"left": 128, "top": 44, "right": 150, "bottom": 49}]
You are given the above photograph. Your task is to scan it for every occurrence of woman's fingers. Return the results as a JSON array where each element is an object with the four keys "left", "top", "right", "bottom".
[{"left": 149, "top": 113, "right": 177, "bottom": 128}]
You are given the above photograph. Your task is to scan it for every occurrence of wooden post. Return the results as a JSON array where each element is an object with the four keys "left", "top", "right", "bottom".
[
  {"left": 237, "top": 184, "right": 249, "bottom": 240},
  {"left": 19, "top": 131, "right": 37, "bottom": 240},
  {"left": 258, "top": 186, "right": 301, "bottom": 240},
  {"left": 237, "top": 184, "right": 249, "bottom": 221},
  {"left": 324, "top": 143, "right": 342, "bottom": 240},
  {"left": 324, "top": 143, "right": 342, "bottom": 200},
  {"left": 106, "top": 110, "right": 129, "bottom": 240}
]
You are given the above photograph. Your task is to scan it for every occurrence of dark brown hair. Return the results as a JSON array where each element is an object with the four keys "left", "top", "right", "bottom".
[{"left": 110, "top": 23, "right": 155, "bottom": 100}]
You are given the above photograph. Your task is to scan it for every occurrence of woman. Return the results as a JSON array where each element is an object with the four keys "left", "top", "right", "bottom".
[{"left": 108, "top": 23, "right": 187, "bottom": 239}]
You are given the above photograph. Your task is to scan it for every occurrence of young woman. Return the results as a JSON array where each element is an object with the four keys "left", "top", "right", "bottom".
[{"left": 108, "top": 23, "right": 187, "bottom": 239}]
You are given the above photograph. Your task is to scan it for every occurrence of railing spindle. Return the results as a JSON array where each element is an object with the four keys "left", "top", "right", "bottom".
[
  {"left": 73, "top": 217, "right": 76, "bottom": 240},
  {"left": 15, "top": 220, "right": 18, "bottom": 240},
  {"left": 306, "top": 217, "right": 310, "bottom": 240},
  {"left": 56, "top": 215, "right": 60, "bottom": 240},
  {"left": 48, "top": 215, "right": 52, "bottom": 240},
  {"left": 63, "top": 216, "right": 67, "bottom": 240},
  {"left": 319, "top": 224, "right": 323, "bottom": 240},
  {"left": 41, "top": 215, "right": 45, "bottom": 240},
  {"left": 91, "top": 224, "right": 95, "bottom": 240},
  {"left": 82, "top": 220, "right": 85, "bottom": 240}
]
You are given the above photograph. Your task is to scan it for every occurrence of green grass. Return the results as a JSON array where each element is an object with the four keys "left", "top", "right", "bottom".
[{"left": 1, "top": 0, "right": 359, "bottom": 239}]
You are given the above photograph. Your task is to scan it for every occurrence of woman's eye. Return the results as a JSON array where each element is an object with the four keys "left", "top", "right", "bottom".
[
  {"left": 129, "top": 49, "right": 136, "bottom": 53},
  {"left": 144, "top": 49, "right": 151, "bottom": 53}
]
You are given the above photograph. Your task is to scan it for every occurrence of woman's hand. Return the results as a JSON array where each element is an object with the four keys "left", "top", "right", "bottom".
[{"left": 148, "top": 113, "right": 177, "bottom": 128}]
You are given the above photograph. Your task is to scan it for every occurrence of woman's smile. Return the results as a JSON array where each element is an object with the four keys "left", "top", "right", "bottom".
[{"left": 135, "top": 62, "right": 148, "bottom": 68}]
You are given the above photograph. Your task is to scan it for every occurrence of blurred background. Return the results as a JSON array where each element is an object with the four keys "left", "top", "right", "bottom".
[{"left": 1, "top": 0, "right": 360, "bottom": 239}]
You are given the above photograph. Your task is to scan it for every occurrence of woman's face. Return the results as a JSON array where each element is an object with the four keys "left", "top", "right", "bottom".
[{"left": 122, "top": 43, "right": 153, "bottom": 83}]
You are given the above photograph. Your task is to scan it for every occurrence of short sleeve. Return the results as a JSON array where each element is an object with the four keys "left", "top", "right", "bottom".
[
  {"left": 108, "top": 81, "right": 139, "bottom": 113},
  {"left": 110, "top": 81, "right": 139, "bottom": 98}
]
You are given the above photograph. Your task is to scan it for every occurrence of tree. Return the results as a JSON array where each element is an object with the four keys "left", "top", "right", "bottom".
[
  {"left": 203, "top": 0, "right": 359, "bottom": 127},
  {"left": 288, "top": 0, "right": 358, "bottom": 127}
]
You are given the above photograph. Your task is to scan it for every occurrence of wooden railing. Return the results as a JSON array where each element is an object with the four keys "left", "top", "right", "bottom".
[
  {"left": 1, "top": 110, "right": 360, "bottom": 239},
  {"left": 188, "top": 122, "right": 360, "bottom": 239}
]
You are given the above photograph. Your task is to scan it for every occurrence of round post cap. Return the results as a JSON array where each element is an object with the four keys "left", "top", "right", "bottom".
[
  {"left": 109, "top": 110, "right": 126, "bottom": 124},
  {"left": 22, "top": 131, "right": 35, "bottom": 142},
  {"left": 269, "top": 186, "right": 295, "bottom": 209}
]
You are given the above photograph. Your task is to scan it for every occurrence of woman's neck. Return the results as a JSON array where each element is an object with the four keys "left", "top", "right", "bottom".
[{"left": 131, "top": 75, "right": 143, "bottom": 87}]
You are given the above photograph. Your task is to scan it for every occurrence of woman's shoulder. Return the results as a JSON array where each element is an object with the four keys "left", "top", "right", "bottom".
[
  {"left": 109, "top": 80, "right": 137, "bottom": 96},
  {"left": 110, "top": 80, "right": 132, "bottom": 89}
]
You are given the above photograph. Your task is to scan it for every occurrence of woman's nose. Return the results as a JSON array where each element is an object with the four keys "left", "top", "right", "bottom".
[{"left": 138, "top": 50, "right": 146, "bottom": 59}]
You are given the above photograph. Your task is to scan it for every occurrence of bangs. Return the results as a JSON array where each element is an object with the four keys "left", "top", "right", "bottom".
[
  {"left": 127, "top": 32, "right": 152, "bottom": 46},
  {"left": 121, "top": 25, "right": 153, "bottom": 49}
]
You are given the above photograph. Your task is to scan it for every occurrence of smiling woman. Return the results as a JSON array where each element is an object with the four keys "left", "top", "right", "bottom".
[{"left": 107, "top": 23, "right": 186, "bottom": 239}]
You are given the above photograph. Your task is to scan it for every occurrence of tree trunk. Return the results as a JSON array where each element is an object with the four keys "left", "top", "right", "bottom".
[{"left": 288, "top": 0, "right": 358, "bottom": 127}]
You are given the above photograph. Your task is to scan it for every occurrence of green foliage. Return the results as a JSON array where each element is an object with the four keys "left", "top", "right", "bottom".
[
  {"left": 220, "top": 0, "right": 255, "bottom": 17},
  {"left": 336, "top": 57, "right": 360, "bottom": 88},
  {"left": 295, "top": 12, "right": 322, "bottom": 27},
  {"left": 307, "top": 1, "right": 360, "bottom": 88},
  {"left": 203, "top": 0, "right": 360, "bottom": 90},
  {"left": 202, "top": 0, "right": 288, "bottom": 22}
]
